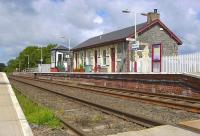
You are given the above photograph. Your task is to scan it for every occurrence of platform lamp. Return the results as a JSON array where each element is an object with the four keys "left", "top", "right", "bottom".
[
  {"left": 25, "top": 55, "right": 29, "bottom": 72},
  {"left": 122, "top": 10, "right": 137, "bottom": 41},
  {"left": 37, "top": 45, "right": 43, "bottom": 73},
  {"left": 59, "top": 36, "right": 71, "bottom": 73},
  {"left": 122, "top": 9, "right": 139, "bottom": 72},
  {"left": 18, "top": 60, "right": 21, "bottom": 72}
]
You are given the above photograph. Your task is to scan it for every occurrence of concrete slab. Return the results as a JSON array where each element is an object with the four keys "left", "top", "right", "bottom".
[
  {"left": 0, "top": 72, "right": 33, "bottom": 136},
  {"left": 0, "top": 85, "right": 9, "bottom": 95},
  {"left": 183, "top": 72, "right": 200, "bottom": 79},
  {"left": 0, "top": 106, "right": 19, "bottom": 121},
  {"left": 0, "top": 95, "right": 13, "bottom": 106},
  {"left": 0, "top": 121, "right": 24, "bottom": 136},
  {"left": 179, "top": 120, "right": 200, "bottom": 132},
  {"left": 108, "top": 125, "right": 200, "bottom": 136}
]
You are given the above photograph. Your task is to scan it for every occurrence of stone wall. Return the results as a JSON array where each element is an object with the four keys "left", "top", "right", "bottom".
[{"left": 138, "top": 24, "right": 179, "bottom": 57}]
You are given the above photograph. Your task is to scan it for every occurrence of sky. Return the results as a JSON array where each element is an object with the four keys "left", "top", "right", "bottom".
[{"left": 0, "top": 0, "right": 200, "bottom": 63}]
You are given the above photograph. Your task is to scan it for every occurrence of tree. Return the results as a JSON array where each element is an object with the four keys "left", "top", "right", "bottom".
[
  {"left": 0, "top": 63, "right": 6, "bottom": 72},
  {"left": 5, "top": 43, "right": 56, "bottom": 73}
]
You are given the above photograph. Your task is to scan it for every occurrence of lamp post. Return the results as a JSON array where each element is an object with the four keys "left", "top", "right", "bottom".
[
  {"left": 25, "top": 55, "right": 29, "bottom": 71},
  {"left": 18, "top": 60, "right": 21, "bottom": 72},
  {"left": 122, "top": 9, "right": 139, "bottom": 72},
  {"left": 59, "top": 36, "right": 71, "bottom": 51},
  {"left": 122, "top": 10, "right": 137, "bottom": 41},
  {"left": 38, "top": 45, "right": 43, "bottom": 72},
  {"left": 59, "top": 36, "right": 71, "bottom": 72}
]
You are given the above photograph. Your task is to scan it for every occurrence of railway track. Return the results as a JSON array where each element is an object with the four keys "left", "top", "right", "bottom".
[
  {"left": 9, "top": 76, "right": 165, "bottom": 128},
  {"left": 78, "top": 83, "right": 200, "bottom": 113},
  {"left": 13, "top": 86, "right": 87, "bottom": 136},
  {"left": 12, "top": 75, "right": 200, "bottom": 113}
]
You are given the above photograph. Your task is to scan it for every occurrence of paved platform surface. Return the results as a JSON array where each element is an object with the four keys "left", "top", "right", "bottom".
[
  {"left": 183, "top": 72, "right": 200, "bottom": 79},
  {"left": 0, "top": 72, "right": 33, "bottom": 136},
  {"left": 109, "top": 124, "right": 200, "bottom": 136},
  {"left": 179, "top": 120, "right": 200, "bottom": 132}
]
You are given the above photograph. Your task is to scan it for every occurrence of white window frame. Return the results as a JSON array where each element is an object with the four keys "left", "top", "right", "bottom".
[{"left": 103, "top": 50, "right": 107, "bottom": 66}]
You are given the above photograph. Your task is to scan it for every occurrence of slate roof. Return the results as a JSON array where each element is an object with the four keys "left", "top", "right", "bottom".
[
  {"left": 72, "top": 19, "right": 182, "bottom": 51},
  {"left": 51, "top": 45, "right": 69, "bottom": 51},
  {"left": 73, "top": 23, "right": 147, "bottom": 50}
]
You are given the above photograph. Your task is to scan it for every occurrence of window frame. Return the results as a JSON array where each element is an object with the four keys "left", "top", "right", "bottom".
[{"left": 102, "top": 49, "right": 107, "bottom": 66}]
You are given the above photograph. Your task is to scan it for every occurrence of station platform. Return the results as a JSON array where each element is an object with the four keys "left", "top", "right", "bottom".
[
  {"left": 109, "top": 120, "right": 200, "bottom": 136},
  {"left": 0, "top": 72, "right": 33, "bottom": 136}
]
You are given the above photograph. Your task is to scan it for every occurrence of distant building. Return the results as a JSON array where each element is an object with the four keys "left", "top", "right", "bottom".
[
  {"left": 51, "top": 45, "right": 72, "bottom": 72},
  {"left": 72, "top": 9, "right": 182, "bottom": 72}
]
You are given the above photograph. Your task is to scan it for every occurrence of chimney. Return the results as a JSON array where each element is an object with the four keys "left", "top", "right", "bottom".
[{"left": 141, "top": 9, "right": 160, "bottom": 23}]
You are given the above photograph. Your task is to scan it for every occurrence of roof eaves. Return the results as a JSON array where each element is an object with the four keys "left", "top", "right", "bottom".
[{"left": 72, "top": 38, "right": 126, "bottom": 51}]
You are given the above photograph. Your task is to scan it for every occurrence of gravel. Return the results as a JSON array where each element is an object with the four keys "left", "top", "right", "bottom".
[
  {"left": 30, "top": 124, "right": 69, "bottom": 136},
  {"left": 11, "top": 79, "right": 145, "bottom": 136},
  {"left": 14, "top": 77, "right": 200, "bottom": 124}
]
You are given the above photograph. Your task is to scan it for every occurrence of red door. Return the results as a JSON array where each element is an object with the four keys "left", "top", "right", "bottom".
[
  {"left": 94, "top": 50, "right": 97, "bottom": 72},
  {"left": 111, "top": 48, "right": 115, "bottom": 72},
  {"left": 152, "top": 44, "right": 162, "bottom": 72}
]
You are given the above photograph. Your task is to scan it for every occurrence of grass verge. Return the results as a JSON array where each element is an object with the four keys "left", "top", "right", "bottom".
[{"left": 14, "top": 88, "right": 61, "bottom": 128}]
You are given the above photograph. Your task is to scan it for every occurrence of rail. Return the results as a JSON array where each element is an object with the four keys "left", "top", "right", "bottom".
[{"left": 10, "top": 76, "right": 165, "bottom": 128}]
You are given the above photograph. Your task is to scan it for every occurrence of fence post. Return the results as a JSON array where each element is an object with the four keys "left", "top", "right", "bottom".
[
  {"left": 170, "top": 56, "right": 172, "bottom": 73},
  {"left": 166, "top": 56, "right": 168, "bottom": 73},
  {"left": 193, "top": 53, "right": 196, "bottom": 72}
]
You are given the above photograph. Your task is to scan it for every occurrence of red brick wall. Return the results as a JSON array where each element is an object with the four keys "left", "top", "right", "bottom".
[
  {"left": 26, "top": 73, "right": 200, "bottom": 97},
  {"left": 47, "top": 76, "right": 199, "bottom": 97}
]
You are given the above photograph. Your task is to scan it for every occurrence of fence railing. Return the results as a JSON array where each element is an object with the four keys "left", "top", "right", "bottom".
[
  {"left": 137, "top": 57, "right": 151, "bottom": 73},
  {"left": 162, "top": 52, "right": 200, "bottom": 73},
  {"left": 136, "top": 52, "right": 200, "bottom": 73}
]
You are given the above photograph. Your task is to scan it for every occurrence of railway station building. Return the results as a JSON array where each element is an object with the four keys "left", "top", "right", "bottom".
[
  {"left": 72, "top": 9, "right": 182, "bottom": 72},
  {"left": 51, "top": 45, "right": 72, "bottom": 72}
]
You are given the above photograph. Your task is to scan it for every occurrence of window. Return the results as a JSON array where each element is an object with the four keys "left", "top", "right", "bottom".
[
  {"left": 117, "top": 45, "right": 123, "bottom": 59},
  {"left": 84, "top": 50, "right": 86, "bottom": 66},
  {"left": 80, "top": 51, "right": 84, "bottom": 65},
  {"left": 103, "top": 50, "right": 106, "bottom": 65},
  {"left": 87, "top": 50, "right": 92, "bottom": 65}
]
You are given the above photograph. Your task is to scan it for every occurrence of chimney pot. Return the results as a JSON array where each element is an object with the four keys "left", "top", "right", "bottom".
[{"left": 146, "top": 9, "right": 160, "bottom": 23}]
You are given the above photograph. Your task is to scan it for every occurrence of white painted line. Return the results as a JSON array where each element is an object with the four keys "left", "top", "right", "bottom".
[{"left": 1, "top": 72, "right": 33, "bottom": 136}]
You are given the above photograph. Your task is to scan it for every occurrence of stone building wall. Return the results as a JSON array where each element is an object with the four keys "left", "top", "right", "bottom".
[
  {"left": 138, "top": 24, "right": 179, "bottom": 57},
  {"left": 73, "top": 24, "right": 180, "bottom": 72}
]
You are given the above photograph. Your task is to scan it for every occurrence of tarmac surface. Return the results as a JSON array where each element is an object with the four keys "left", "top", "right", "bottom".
[{"left": 0, "top": 72, "right": 32, "bottom": 136}]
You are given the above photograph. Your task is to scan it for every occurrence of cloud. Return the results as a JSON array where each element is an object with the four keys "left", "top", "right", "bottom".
[
  {"left": 0, "top": 0, "right": 200, "bottom": 63},
  {"left": 93, "top": 16, "right": 103, "bottom": 24}
]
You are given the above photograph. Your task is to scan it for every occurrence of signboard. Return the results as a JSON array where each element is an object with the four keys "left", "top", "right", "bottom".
[
  {"left": 132, "top": 41, "right": 139, "bottom": 49},
  {"left": 65, "top": 55, "right": 70, "bottom": 58},
  {"left": 126, "top": 38, "right": 135, "bottom": 42},
  {"left": 129, "top": 41, "right": 139, "bottom": 50}
]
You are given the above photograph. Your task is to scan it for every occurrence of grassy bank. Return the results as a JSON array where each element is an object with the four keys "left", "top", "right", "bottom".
[{"left": 14, "top": 88, "right": 61, "bottom": 128}]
